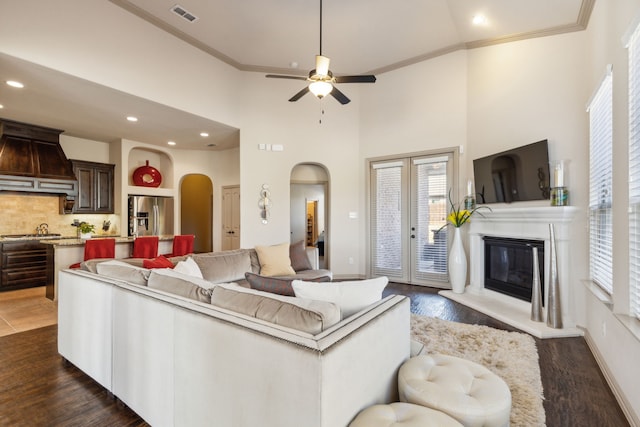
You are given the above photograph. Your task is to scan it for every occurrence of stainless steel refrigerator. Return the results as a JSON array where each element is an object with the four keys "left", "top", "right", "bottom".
[{"left": 128, "top": 195, "right": 174, "bottom": 237}]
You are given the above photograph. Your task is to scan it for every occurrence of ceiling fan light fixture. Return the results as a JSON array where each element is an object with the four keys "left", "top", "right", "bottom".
[{"left": 309, "top": 81, "right": 333, "bottom": 98}]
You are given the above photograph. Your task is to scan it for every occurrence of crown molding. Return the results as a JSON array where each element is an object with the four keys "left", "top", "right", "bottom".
[{"left": 110, "top": 0, "right": 595, "bottom": 77}]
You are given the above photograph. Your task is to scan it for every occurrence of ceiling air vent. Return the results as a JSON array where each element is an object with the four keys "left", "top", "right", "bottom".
[{"left": 171, "top": 4, "right": 198, "bottom": 22}]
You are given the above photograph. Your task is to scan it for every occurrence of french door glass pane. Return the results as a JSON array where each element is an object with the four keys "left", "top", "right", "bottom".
[
  {"left": 371, "top": 164, "right": 404, "bottom": 278},
  {"left": 414, "top": 160, "right": 448, "bottom": 282}
]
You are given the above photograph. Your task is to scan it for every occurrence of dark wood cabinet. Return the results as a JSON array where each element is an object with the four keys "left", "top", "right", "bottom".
[
  {"left": 71, "top": 159, "right": 115, "bottom": 214},
  {"left": 0, "top": 120, "right": 78, "bottom": 199},
  {"left": 0, "top": 121, "right": 75, "bottom": 180},
  {"left": 0, "top": 241, "right": 53, "bottom": 293}
]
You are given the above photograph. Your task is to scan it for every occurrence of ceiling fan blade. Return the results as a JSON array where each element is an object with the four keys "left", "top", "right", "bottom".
[
  {"left": 334, "top": 75, "right": 377, "bottom": 84},
  {"left": 330, "top": 86, "right": 350, "bottom": 105},
  {"left": 315, "top": 55, "right": 331, "bottom": 77},
  {"left": 289, "top": 86, "right": 310, "bottom": 102},
  {"left": 266, "top": 74, "right": 308, "bottom": 81}
]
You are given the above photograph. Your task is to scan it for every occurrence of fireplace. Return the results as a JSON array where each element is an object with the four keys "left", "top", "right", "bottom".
[
  {"left": 483, "top": 236, "right": 544, "bottom": 303},
  {"left": 441, "top": 205, "right": 584, "bottom": 338}
]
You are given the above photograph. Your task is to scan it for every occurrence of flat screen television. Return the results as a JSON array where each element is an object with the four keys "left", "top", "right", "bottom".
[{"left": 473, "top": 140, "right": 550, "bottom": 204}]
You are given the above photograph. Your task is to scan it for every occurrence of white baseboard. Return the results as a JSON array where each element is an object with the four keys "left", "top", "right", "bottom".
[{"left": 584, "top": 330, "right": 639, "bottom": 427}]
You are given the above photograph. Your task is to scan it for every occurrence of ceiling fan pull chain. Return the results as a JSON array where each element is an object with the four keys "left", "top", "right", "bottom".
[{"left": 319, "top": 100, "right": 325, "bottom": 124}]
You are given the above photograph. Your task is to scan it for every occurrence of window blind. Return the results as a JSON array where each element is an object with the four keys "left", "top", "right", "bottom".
[
  {"left": 413, "top": 158, "right": 449, "bottom": 282},
  {"left": 628, "top": 23, "right": 640, "bottom": 319},
  {"left": 588, "top": 69, "right": 613, "bottom": 294},
  {"left": 370, "top": 161, "right": 404, "bottom": 278}
]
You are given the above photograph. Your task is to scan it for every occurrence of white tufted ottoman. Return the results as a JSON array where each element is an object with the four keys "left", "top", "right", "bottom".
[
  {"left": 398, "top": 354, "right": 511, "bottom": 427},
  {"left": 349, "top": 402, "right": 463, "bottom": 427}
]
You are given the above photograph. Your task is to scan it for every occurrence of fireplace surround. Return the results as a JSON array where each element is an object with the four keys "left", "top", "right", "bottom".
[{"left": 440, "top": 205, "right": 583, "bottom": 338}]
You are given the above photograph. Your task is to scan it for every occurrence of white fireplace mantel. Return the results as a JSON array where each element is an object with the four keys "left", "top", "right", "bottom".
[{"left": 442, "top": 205, "right": 583, "bottom": 338}]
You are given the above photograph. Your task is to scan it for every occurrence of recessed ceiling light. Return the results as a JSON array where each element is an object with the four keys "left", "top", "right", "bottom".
[
  {"left": 472, "top": 14, "right": 487, "bottom": 26},
  {"left": 0, "top": 104, "right": 3, "bottom": 109},
  {"left": 126, "top": 116, "right": 138, "bottom": 122},
  {"left": 6, "top": 80, "right": 24, "bottom": 88},
  {"left": 167, "top": 141, "right": 177, "bottom": 146},
  {"left": 200, "top": 132, "right": 209, "bottom": 137}
]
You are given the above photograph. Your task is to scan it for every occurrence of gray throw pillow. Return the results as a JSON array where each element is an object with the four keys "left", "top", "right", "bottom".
[
  {"left": 289, "top": 240, "right": 313, "bottom": 272},
  {"left": 245, "top": 272, "right": 330, "bottom": 296},
  {"left": 192, "top": 249, "right": 252, "bottom": 283}
]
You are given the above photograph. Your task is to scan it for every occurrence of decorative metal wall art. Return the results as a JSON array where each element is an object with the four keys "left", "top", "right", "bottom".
[{"left": 258, "top": 184, "right": 271, "bottom": 224}]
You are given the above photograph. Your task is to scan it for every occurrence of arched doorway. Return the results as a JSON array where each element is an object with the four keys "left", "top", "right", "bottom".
[
  {"left": 180, "top": 174, "right": 213, "bottom": 253},
  {"left": 290, "top": 164, "right": 329, "bottom": 269}
]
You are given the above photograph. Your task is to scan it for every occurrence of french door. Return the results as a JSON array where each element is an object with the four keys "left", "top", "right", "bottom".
[{"left": 370, "top": 152, "right": 454, "bottom": 286}]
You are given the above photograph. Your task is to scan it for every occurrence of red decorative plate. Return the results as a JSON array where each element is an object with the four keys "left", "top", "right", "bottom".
[{"left": 133, "top": 160, "right": 162, "bottom": 187}]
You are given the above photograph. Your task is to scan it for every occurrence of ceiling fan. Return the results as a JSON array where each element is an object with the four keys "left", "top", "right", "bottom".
[{"left": 265, "top": 0, "right": 376, "bottom": 105}]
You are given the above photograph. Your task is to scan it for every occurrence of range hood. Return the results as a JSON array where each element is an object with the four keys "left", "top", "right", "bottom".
[{"left": 0, "top": 119, "right": 77, "bottom": 212}]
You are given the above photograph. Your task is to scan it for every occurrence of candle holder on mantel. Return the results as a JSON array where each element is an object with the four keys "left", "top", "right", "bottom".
[{"left": 550, "top": 160, "right": 569, "bottom": 206}]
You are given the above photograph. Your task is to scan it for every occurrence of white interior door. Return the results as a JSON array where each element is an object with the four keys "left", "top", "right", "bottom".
[
  {"left": 370, "top": 152, "right": 454, "bottom": 286},
  {"left": 222, "top": 186, "right": 240, "bottom": 250}
]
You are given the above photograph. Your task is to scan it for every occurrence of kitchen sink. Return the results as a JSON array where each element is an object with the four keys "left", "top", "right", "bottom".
[{"left": 1, "top": 233, "right": 62, "bottom": 241}]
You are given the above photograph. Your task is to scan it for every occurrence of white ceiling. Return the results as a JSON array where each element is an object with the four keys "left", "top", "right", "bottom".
[{"left": 0, "top": 0, "right": 591, "bottom": 150}]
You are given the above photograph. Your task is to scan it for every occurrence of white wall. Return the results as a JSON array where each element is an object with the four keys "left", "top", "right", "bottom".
[
  {"left": 60, "top": 135, "right": 111, "bottom": 162},
  {"left": 237, "top": 71, "right": 362, "bottom": 277},
  {"left": 581, "top": 1, "right": 640, "bottom": 423},
  {"left": 0, "top": 0, "right": 241, "bottom": 128},
  {"left": 360, "top": 51, "right": 468, "bottom": 159}
]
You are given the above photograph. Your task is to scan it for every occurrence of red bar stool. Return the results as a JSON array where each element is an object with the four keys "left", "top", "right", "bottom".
[
  {"left": 132, "top": 236, "right": 159, "bottom": 258},
  {"left": 164, "top": 234, "right": 195, "bottom": 257},
  {"left": 69, "top": 238, "right": 116, "bottom": 269}
]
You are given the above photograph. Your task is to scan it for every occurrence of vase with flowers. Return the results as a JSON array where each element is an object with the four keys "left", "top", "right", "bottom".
[{"left": 437, "top": 189, "right": 490, "bottom": 293}]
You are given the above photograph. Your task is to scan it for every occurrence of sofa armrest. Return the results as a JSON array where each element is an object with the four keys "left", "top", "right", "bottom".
[{"left": 305, "top": 246, "right": 320, "bottom": 270}]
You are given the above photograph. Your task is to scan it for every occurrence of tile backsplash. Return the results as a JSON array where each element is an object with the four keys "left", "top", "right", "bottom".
[{"left": 0, "top": 194, "right": 120, "bottom": 237}]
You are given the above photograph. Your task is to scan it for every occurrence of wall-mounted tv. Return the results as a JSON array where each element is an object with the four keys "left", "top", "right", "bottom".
[{"left": 473, "top": 140, "right": 550, "bottom": 204}]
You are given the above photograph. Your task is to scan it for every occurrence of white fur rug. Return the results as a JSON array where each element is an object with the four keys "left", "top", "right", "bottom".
[{"left": 410, "top": 315, "right": 546, "bottom": 427}]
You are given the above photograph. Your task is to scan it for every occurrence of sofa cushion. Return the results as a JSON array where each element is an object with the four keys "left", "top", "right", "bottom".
[
  {"left": 192, "top": 249, "right": 252, "bottom": 283},
  {"left": 289, "top": 240, "right": 313, "bottom": 272},
  {"left": 95, "top": 260, "right": 150, "bottom": 286},
  {"left": 245, "top": 272, "right": 331, "bottom": 296},
  {"left": 81, "top": 257, "right": 145, "bottom": 273},
  {"left": 147, "top": 269, "right": 216, "bottom": 303},
  {"left": 210, "top": 283, "right": 341, "bottom": 334},
  {"left": 255, "top": 242, "right": 296, "bottom": 277},
  {"left": 173, "top": 256, "right": 203, "bottom": 278},
  {"left": 143, "top": 255, "right": 175, "bottom": 269},
  {"left": 292, "top": 276, "right": 389, "bottom": 318}
]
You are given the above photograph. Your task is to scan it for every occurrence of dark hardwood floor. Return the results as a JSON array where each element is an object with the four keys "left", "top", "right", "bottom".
[
  {"left": 384, "top": 283, "right": 630, "bottom": 427},
  {"left": 0, "top": 283, "right": 629, "bottom": 426}
]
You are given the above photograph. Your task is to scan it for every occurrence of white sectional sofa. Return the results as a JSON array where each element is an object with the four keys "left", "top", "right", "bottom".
[{"left": 57, "top": 264, "right": 411, "bottom": 427}]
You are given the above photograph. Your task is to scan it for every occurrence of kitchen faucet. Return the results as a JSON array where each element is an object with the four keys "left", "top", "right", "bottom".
[{"left": 36, "top": 223, "right": 49, "bottom": 235}]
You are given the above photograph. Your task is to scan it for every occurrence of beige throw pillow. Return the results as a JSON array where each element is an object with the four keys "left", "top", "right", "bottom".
[{"left": 255, "top": 242, "right": 296, "bottom": 277}]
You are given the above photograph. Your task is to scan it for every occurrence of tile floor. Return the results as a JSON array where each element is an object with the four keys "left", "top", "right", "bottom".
[{"left": 0, "top": 286, "right": 57, "bottom": 337}]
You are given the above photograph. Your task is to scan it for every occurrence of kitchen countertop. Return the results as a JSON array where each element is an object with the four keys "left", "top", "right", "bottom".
[{"left": 4, "top": 235, "right": 175, "bottom": 246}]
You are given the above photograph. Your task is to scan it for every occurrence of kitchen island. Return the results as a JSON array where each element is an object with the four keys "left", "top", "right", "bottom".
[{"left": 42, "top": 235, "right": 174, "bottom": 300}]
